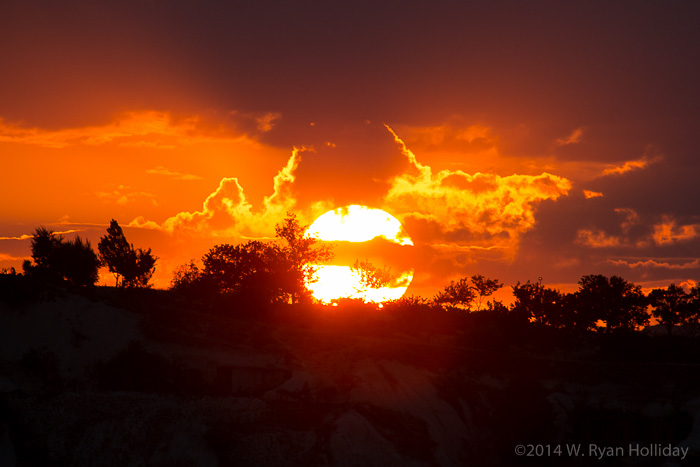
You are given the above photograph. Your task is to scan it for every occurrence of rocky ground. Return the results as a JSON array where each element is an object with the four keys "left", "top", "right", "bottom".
[{"left": 2, "top": 288, "right": 700, "bottom": 466}]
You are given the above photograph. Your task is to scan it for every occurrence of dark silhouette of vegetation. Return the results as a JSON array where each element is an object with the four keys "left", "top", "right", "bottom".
[
  {"left": 274, "top": 212, "right": 333, "bottom": 303},
  {"left": 511, "top": 280, "right": 568, "bottom": 327},
  {"left": 170, "top": 212, "right": 332, "bottom": 304},
  {"left": 510, "top": 275, "right": 650, "bottom": 333},
  {"left": 351, "top": 258, "right": 393, "bottom": 295},
  {"left": 649, "top": 283, "right": 697, "bottom": 336},
  {"left": 98, "top": 219, "right": 157, "bottom": 288},
  {"left": 21, "top": 227, "right": 100, "bottom": 287},
  {"left": 574, "top": 274, "right": 648, "bottom": 332},
  {"left": 203, "top": 240, "right": 285, "bottom": 302},
  {"left": 434, "top": 274, "right": 502, "bottom": 311}
]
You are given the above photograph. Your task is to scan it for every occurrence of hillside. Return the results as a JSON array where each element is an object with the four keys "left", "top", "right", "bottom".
[{"left": 2, "top": 288, "right": 700, "bottom": 466}]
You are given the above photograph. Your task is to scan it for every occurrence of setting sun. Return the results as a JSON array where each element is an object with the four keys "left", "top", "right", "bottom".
[{"left": 304, "top": 205, "right": 414, "bottom": 303}]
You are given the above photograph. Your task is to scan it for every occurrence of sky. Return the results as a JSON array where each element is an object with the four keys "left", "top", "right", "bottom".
[{"left": 1, "top": 0, "right": 699, "bottom": 299}]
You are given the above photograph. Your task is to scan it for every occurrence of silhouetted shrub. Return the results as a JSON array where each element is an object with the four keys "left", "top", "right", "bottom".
[{"left": 22, "top": 227, "right": 100, "bottom": 288}]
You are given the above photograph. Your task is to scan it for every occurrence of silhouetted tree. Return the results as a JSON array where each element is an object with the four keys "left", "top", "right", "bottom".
[
  {"left": 192, "top": 213, "right": 333, "bottom": 303},
  {"left": 471, "top": 274, "right": 504, "bottom": 311},
  {"left": 274, "top": 212, "right": 333, "bottom": 303},
  {"left": 98, "top": 219, "right": 156, "bottom": 288},
  {"left": 202, "top": 241, "right": 284, "bottom": 301},
  {"left": 434, "top": 274, "right": 502, "bottom": 311},
  {"left": 511, "top": 281, "right": 566, "bottom": 327},
  {"left": 22, "top": 227, "right": 100, "bottom": 287},
  {"left": 170, "top": 259, "right": 201, "bottom": 290},
  {"left": 58, "top": 236, "right": 101, "bottom": 287},
  {"left": 351, "top": 259, "right": 393, "bottom": 296},
  {"left": 649, "top": 284, "right": 693, "bottom": 336},
  {"left": 574, "top": 274, "right": 648, "bottom": 332},
  {"left": 435, "top": 277, "right": 475, "bottom": 310}
]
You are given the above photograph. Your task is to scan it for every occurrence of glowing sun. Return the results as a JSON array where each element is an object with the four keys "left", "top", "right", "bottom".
[{"left": 304, "top": 205, "right": 414, "bottom": 303}]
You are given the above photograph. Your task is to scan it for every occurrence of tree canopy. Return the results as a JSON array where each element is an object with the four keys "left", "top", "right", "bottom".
[
  {"left": 351, "top": 259, "right": 393, "bottom": 296},
  {"left": 22, "top": 227, "right": 100, "bottom": 287},
  {"left": 649, "top": 284, "right": 696, "bottom": 336},
  {"left": 98, "top": 220, "right": 156, "bottom": 288},
  {"left": 174, "top": 212, "right": 334, "bottom": 304},
  {"left": 434, "top": 275, "right": 502, "bottom": 311}
]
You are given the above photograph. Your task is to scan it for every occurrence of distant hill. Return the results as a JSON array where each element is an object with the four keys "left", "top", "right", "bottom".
[{"left": 2, "top": 288, "right": 700, "bottom": 466}]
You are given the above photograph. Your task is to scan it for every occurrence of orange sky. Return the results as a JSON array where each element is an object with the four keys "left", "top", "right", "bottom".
[{"left": 1, "top": 1, "right": 699, "bottom": 299}]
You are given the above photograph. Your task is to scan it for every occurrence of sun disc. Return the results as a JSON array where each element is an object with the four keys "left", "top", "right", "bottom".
[{"left": 305, "top": 205, "right": 414, "bottom": 303}]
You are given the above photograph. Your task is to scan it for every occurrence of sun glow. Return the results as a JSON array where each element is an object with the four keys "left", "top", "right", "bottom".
[
  {"left": 305, "top": 205, "right": 414, "bottom": 303},
  {"left": 306, "top": 205, "right": 413, "bottom": 245}
]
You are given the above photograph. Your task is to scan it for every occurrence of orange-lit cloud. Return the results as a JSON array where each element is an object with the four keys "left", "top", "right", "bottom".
[
  {"left": 601, "top": 154, "right": 662, "bottom": 176},
  {"left": 575, "top": 229, "right": 621, "bottom": 248},
  {"left": 397, "top": 122, "right": 496, "bottom": 147},
  {"left": 0, "top": 111, "right": 258, "bottom": 149},
  {"left": 141, "top": 147, "right": 330, "bottom": 238},
  {"left": 607, "top": 258, "right": 700, "bottom": 270},
  {"left": 0, "top": 229, "right": 84, "bottom": 241},
  {"left": 575, "top": 208, "right": 641, "bottom": 248},
  {"left": 382, "top": 126, "right": 571, "bottom": 260},
  {"left": 556, "top": 127, "right": 584, "bottom": 145},
  {"left": 583, "top": 190, "right": 603, "bottom": 199},
  {"left": 652, "top": 216, "right": 700, "bottom": 245},
  {"left": 615, "top": 208, "right": 640, "bottom": 234},
  {"left": 0, "top": 253, "right": 29, "bottom": 262},
  {"left": 146, "top": 166, "right": 202, "bottom": 181},
  {"left": 96, "top": 186, "right": 157, "bottom": 206},
  {"left": 254, "top": 112, "right": 282, "bottom": 132}
]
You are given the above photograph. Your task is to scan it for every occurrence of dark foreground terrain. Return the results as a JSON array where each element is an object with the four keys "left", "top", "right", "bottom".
[{"left": 2, "top": 287, "right": 700, "bottom": 466}]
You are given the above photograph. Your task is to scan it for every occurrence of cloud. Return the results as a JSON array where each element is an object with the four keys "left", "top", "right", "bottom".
[
  {"left": 0, "top": 253, "right": 30, "bottom": 262},
  {"left": 147, "top": 147, "right": 331, "bottom": 238},
  {"left": 0, "top": 111, "right": 260, "bottom": 149},
  {"left": 615, "top": 208, "right": 640, "bottom": 234},
  {"left": 575, "top": 208, "right": 641, "bottom": 248},
  {"left": 0, "top": 234, "right": 33, "bottom": 241},
  {"left": 652, "top": 216, "right": 700, "bottom": 245},
  {"left": 607, "top": 258, "right": 700, "bottom": 270},
  {"left": 601, "top": 153, "right": 662, "bottom": 177},
  {"left": 556, "top": 127, "right": 584, "bottom": 145},
  {"left": 96, "top": 186, "right": 157, "bottom": 206},
  {"left": 382, "top": 126, "right": 571, "bottom": 260},
  {"left": 146, "top": 166, "right": 202, "bottom": 181},
  {"left": 583, "top": 190, "right": 603, "bottom": 199},
  {"left": 390, "top": 121, "right": 499, "bottom": 160},
  {"left": 255, "top": 112, "right": 282, "bottom": 132},
  {"left": 575, "top": 229, "right": 621, "bottom": 248},
  {"left": 0, "top": 229, "right": 83, "bottom": 241}
]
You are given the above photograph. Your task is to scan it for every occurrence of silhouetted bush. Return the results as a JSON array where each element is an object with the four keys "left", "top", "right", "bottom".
[{"left": 22, "top": 227, "right": 100, "bottom": 288}]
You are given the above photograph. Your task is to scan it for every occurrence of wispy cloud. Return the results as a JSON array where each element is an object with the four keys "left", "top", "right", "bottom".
[
  {"left": 607, "top": 258, "right": 700, "bottom": 270},
  {"left": 96, "top": 186, "right": 157, "bottom": 206},
  {"left": 255, "top": 112, "right": 281, "bottom": 132},
  {"left": 601, "top": 154, "right": 662, "bottom": 177},
  {"left": 0, "top": 111, "right": 258, "bottom": 149},
  {"left": 146, "top": 166, "right": 202, "bottom": 181},
  {"left": 0, "top": 228, "right": 83, "bottom": 241},
  {"left": 556, "top": 127, "right": 584, "bottom": 145},
  {"left": 575, "top": 229, "right": 621, "bottom": 248},
  {"left": 0, "top": 253, "right": 30, "bottom": 261},
  {"left": 583, "top": 190, "right": 603, "bottom": 199}
]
